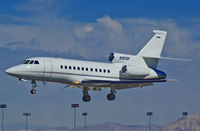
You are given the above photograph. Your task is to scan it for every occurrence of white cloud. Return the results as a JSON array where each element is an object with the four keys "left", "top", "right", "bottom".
[
  {"left": 97, "top": 16, "right": 123, "bottom": 32},
  {"left": 74, "top": 25, "right": 94, "bottom": 39},
  {"left": 0, "top": 1, "right": 199, "bottom": 60}
]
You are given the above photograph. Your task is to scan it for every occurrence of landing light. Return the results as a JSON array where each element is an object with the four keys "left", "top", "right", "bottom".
[{"left": 72, "top": 81, "right": 80, "bottom": 84}]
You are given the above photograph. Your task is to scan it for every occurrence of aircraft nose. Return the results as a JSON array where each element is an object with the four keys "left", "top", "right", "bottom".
[{"left": 5, "top": 67, "right": 17, "bottom": 75}]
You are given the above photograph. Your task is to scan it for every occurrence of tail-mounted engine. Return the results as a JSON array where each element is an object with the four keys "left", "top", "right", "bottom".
[
  {"left": 121, "top": 65, "right": 150, "bottom": 78},
  {"left": 108, "top": 52, "right": 132, "bottom": 63}
]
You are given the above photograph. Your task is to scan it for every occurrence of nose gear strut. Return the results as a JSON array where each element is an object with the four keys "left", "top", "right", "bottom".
[{"left": 30, "top": 80, "right": 37, "bottom": 94}]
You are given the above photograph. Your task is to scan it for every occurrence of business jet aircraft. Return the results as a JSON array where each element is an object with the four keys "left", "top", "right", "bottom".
[{"left": 6, "top": 30, "right": 176, "bottom": 102}]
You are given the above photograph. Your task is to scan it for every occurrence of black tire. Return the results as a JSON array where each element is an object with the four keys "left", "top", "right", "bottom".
[
  {"left": 30, "top": 89, "right": 36, "bottom": 94},
  {"left": 82, "top": 95, "right": 91, "bottom": 102},
  {"left": 107, "top": 93, "right": 115, "bottom": 101}
]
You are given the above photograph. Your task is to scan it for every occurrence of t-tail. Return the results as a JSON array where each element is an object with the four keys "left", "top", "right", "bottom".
[{"left": 137, "top": 30, "right": 167, "bottom": 69}]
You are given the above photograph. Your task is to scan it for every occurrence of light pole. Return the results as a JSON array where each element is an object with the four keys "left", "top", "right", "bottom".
[
  {"left": 82, "top": 112, "right": 87, "bottom": 131},
  {"left": 23, "top": 113, "right": 31, "bottom": 131},
  {"left": 71, "top": 104, "right": 79, "bottom": 131},
  {"left": 146, "top": 112, "right": 153, "bottom": 131},
  {"left": 0, "top": 104, "right": 7, "bottom": 131},
  {"left": 182, "top": 112, "right": 188, "bottom": 131}
]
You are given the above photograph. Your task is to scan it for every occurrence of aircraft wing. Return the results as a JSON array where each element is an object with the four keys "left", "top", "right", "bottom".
[{"left": 65, "top": 79, "right": 167, "bottom": 91}]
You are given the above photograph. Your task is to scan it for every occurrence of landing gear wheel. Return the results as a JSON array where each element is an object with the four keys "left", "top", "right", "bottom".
[
  {"left": 30, "top": 89, "right": 36, "bottom": 94},
  {"left": 82, "top": 95, "right": 91, "bottom": 102},
  {"left": 107, "top": 93, "right": 115, "bottom": 101}
]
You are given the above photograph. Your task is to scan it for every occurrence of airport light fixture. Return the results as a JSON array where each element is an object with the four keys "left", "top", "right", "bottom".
[
  {"left": 23, "top": 113, "right": 31, "bottom": 131},
  {"left": 182, "top": 112, "right": 188, "bottom": 131},
  {"left": 146, "top": 112, "right": 153, "bottom": 131},
  {"left": 71, "top": 104, "right": 79, "bottom": 131},
  {"left": 82, "top": 112, "right": 87, "bottom": 131},
  {"left": 0, "top": 104, "right": 7, "bottom": 131}
]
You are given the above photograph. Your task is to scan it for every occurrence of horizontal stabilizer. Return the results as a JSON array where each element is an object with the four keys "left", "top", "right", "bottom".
[{"left": 142, "top": 56, "right": 191, "bottom": 61}]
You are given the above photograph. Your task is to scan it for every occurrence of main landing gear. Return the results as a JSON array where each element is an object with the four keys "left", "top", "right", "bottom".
[
  {"left": 107, "top": 88, "right": 116, "bottom": 101},
  {"left": 82, "top": 87, "right": 91, "bottom": 102},
  {"left": 81, "top": 87, "right": 116, "bottom": 102},
  {"left": 30, "top": 80, "right": 37, "bottom": 94}
]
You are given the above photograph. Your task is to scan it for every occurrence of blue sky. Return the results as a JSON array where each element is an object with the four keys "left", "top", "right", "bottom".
[{"left": 0, "top": 0, "right": 200, "bottom": 129}]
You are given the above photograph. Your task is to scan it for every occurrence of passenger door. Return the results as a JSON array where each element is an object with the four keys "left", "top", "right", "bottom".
[{"left": 43, "top": 60, "right": 52, "bottom": 78}]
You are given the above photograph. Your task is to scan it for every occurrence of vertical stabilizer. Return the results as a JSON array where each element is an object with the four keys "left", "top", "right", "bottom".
[
  {"left": 137, "top": 30, "right": 167, "bottom": 69},
  {"left": 138, "top": 30, "right": 167, "bottom": 57}
]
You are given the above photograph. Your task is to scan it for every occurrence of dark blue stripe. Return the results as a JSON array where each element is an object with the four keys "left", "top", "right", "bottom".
[{"left": 82, "top": 79, "right": 167, "bottom": 84}]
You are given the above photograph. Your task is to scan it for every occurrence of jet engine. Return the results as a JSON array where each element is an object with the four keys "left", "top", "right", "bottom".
[
  {"left": 108, "top": 52, "right": 132, "bottom": 63},
  {"left": 121, "top": 65, "right": 150, "bottom": 77}
]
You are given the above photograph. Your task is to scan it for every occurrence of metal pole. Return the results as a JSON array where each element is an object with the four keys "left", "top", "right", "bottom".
[
  {"left": 184, "top": 115, "right": 187, "bottom": 131},
  {"left": 25, "top": 116, "right": 28, "bottom": 131},
  {"left": 71, "top": 104, "right": 79, "bottom": 131},
  {"left": 0, "top": 104, "right": 7, "bottom": 131},
  {"left": 2, "top": 108, "right": 4, "bottom": 131},
  {"left": 149, "top": 115, "right": 151, "bottom": 131},
  {"left": 182, "top": 112, "right": 188, "bottom": 131},
  {"left": 23, "top": 113, "right": 31, "bottom": 131},
  {"left": 82, "top": 112, "right": 87, "bottom": 131},
  {"left": 74, "top": 108, "right": 76, "bottom": 131},
  {"left": 146, "top": 112, "right": 152, "bottom": 131},
  {"left": 84, "top": 115, "right": 86, "bottom": 131}
]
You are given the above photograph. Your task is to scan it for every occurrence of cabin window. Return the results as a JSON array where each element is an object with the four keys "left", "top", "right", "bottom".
[
  {"left": 73, "top": 66, "right": 76, "bottom": 70},
  {"left": 65, "top": 66, "right": 67, "bottom": 69},
  {"left": 60, "top": 65, "right": 63, "bottom": 69},
  {"left": 90, "top": 68, "right": 93, "bottom": 72},
  {"left": 86, "top": 68, "right": 88, "bottom": 71},
  {"left": 108, "top": 69, "right": 110, "bottom": 73},
  {"left": 24, "top": 60, "right": 30, "bottom": 64},
  {"left": 29, "top": 60, "right": 34, "bottom": 64},
  {"left": 77, "top": 67, "right": 80, "bottom": 70},
  {"left": 34, "top": 61, "right": 39, "bottom": 64},
  {"left": 69, "top": 66, "right": 71, "bottom": 70},
  {"left": 103, "top": 69, "right": 106, "bottom": 73},
  {"left": 95, "top": 68, "right": 98, "bottom": 72},
  {"left": 99, "top": 69, "right": 102, "bottom": 72}
]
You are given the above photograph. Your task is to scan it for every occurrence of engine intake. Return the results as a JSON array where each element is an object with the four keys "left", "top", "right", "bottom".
[
  {"left": 108, "top": 52, "right": 132, "bottom": 63},
  {"left": 121, "top": 65, "right": 149, "bottom": 77}
]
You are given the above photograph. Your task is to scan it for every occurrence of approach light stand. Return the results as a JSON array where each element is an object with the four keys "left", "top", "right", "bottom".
[
  {"left": 182, "top": 112, "right": 188, "bottom": 131},
  {"left": 23, "top": 113, "right": 31, "bottom": 131},
  {"left": 71, "top": 104, "right": 79, "bottom": 131},
  {"left": 146, "top": 112, "right": 153, "bottom": 131},
  {"left": 82, "top": 112, "right": 87, "bottom": 131},
  {"left": 0, "top": 104, "right": 7, "bottom": 131}
]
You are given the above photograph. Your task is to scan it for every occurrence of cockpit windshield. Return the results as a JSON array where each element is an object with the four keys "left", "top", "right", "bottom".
[
  {"left": 21, "top": 60, "right": 40, "bottom": 64},
  {"left": 24, "top": 60, "right": 30, "bottom": 64},
  {"left": 29, "top": 60, "right": 34, "bottom": 64}
]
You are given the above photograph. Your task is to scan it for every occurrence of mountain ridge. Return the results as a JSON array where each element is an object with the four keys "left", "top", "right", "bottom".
[{"left": 6, "top": 114, "right": 200, "bottom": 131}]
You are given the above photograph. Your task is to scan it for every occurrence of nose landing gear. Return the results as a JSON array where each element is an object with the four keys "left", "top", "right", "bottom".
[
  {"left": 30, "top": 80, "right": 37, "bottom": 94},
  {"left": 30, "top": 88, "right": 36, "bottom": 94}
]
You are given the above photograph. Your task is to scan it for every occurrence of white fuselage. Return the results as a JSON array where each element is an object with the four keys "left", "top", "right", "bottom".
[{"left": 5, "top": 57, "right": 162, "bottom": 85}]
